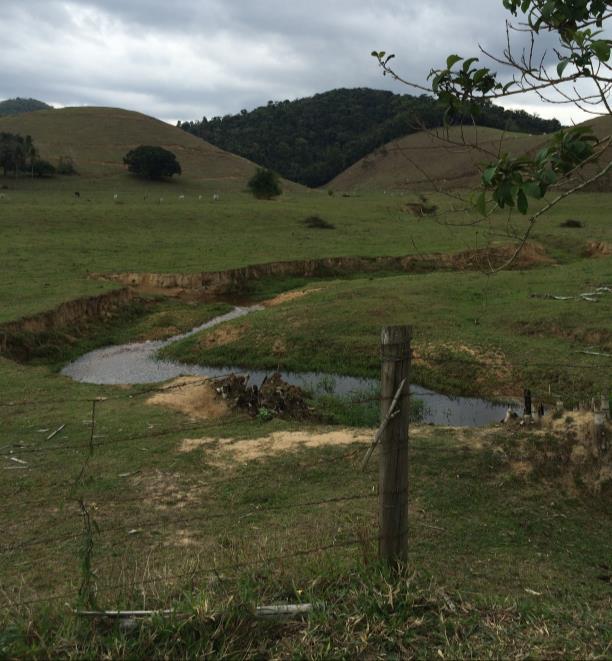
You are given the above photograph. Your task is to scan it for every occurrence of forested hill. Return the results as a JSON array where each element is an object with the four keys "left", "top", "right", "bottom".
[
  {"left": 178, "top": 88, "right": 561, "bottom": 187},
  {"left": 0, "top": 98, "right": 52, "bottom": 116}
]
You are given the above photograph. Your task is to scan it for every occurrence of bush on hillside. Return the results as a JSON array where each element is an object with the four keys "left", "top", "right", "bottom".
[
  {"left": 247, "top": 168, "right": 282, "bottom": 199},
  {"left": 32, "top": 159, "right": 56, "bottom": 178},
  {"left": 57, "top": 156, "right": 77, "bottom": 175},
  {"left": 301, "top": 215, "right": 335, "bottom": 230},
  {"left": 123, "top": 145, "right": 181, "bottom": 180}
]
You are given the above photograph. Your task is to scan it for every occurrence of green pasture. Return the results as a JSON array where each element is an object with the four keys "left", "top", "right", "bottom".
[
  {"left": 0, "top": 180, "right": 610, "bottom": 657},
  {"left": 162, "top": 258, "right": 612, "bottom": 402},
  {"left": 0, "top": 370, "right": 610, "bottom": 656},
  {"left": 1, "top": 180, "right": 610, "bottom": 323}
]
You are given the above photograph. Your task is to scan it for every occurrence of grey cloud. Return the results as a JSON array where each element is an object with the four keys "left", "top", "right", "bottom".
[{"left": 0, "top": 0, "right": 598, "bottom": 124}]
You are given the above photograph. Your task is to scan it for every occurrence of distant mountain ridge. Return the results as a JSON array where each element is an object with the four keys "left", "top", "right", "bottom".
[
  {"left": 178, "top": 88, "right": 562, "bottom": 187},
  {"left": 0, "top": 98, "right": 52, "bottom": 117}
]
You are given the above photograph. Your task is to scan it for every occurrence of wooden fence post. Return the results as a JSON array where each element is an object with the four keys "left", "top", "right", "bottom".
[
  {"left": 523, "top": 389, "right": 532, "bottom": 419},
  {"left": 379, "top": 325, "right": 411, "bottom": 565}
]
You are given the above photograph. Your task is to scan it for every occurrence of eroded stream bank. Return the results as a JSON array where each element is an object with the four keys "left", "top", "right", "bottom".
[
  {"left": 61, "top": 305, "right": 519, "bottom": 427},
  {"left": 91, "top": 242, "right": 551, "bottom": 297}
]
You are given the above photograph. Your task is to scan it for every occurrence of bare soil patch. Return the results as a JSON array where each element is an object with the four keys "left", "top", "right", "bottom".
[
  {"left": 515, "top": 321, "right": 612, "bottom": 351},
  {"left": 500, "top": 411, "right": 612, "bottom": 493},
  {"left": 197, "top": 323, "right": 247, "bottom": 349},
  {"left": 264, "top": 288, "right": 322, "bottom": 307},
  {"left": 147, "top": 376, "right": 229, "bottom": 420},
  {"left": 179, "top": 429, "right": 374, "bottom": 463},
  {"left": 130, "top": 469, "right": 208, "bottom": 511},
  {"left": 584, "top": 240, "right": 612, "bottom": 257}
]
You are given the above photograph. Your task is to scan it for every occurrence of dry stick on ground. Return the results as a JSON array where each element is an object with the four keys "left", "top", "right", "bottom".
[{"left": 46, "top": 424, "right": 65, "bottom": 441}]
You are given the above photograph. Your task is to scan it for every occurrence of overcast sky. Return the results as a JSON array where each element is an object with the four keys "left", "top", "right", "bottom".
[{"left": 1, "top": 1, "right": 604, "bottom": 125}]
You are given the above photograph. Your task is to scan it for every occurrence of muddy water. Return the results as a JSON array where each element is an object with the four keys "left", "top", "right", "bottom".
[{"left": 62, "top": 306, "right": 519, "bottom": 427}]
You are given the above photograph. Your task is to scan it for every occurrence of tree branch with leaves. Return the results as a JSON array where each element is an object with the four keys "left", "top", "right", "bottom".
[{"left": 373, "top": 0, "right": 611, "bottom": 269}]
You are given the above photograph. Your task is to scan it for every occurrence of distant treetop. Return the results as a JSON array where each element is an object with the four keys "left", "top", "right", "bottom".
[{"left": 0, "top": 98, "right": 53, "bottom": 117}]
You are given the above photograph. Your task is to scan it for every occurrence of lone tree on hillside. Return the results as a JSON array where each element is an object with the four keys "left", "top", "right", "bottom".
[
  {"left": 32, "top": 159, "right": 56, "bottom": 178},
  {"left": 373, "top": 0, "right": 612, "bottom": 270},
  {"left": 248, "top": 167, "right": 282, "bottom": 199},
  {"left": 123, "top": 145, "right": 181, "bottom": 180}
]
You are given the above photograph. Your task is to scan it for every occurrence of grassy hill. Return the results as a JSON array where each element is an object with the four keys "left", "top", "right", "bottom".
[
  {"left": 330, "top": 116, "right": 612, "bottom": 193},
  {"left": 0, "top": 97, "right": 52, "bottom": 116},
  {"left": 329, "top": 125, "right": 547, "bottom": 192},
  {"left": 179, "top": 88, "right": 561, "bottom": 187},
  {"left": 0, "top": 106, "right": 277, "bottom": 190}
]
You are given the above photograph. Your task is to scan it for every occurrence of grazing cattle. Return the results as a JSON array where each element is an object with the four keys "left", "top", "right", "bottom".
[
  {"left": 74, "top": 191, "right": 80, "bottom": 199},
  {"left": 179, "top": 194, "right": 185, "bottom": 200},
  {"left": 213, "top": 193, "right": 220, "bottom": 201},
  {"left": 113, "top": 193, "right": 118, "bottom": 200},
  {"left": 198, "top": 194, "right": 202, "bottom": 200}
]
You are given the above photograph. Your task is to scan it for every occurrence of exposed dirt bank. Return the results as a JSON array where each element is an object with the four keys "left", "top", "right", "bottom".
[
  {"left": 0, "top": 288, "right": 134, "bottom": 360},
  {"left": 91, "top": 242, "right": 552, "bottom": 296},
  {"left": 584, "top": 240, "right": 612, "bottom": 257}
]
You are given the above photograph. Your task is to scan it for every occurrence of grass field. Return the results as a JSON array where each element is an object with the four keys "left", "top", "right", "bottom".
[
  {"left": 1, "top": 382, "right": 610, "bottom": 656},
  {"left": 1, "top": 179, "right": 610, "bottom": 322},
  {"left": 0, "top": 173, "right": 610, "bottom": 657}
]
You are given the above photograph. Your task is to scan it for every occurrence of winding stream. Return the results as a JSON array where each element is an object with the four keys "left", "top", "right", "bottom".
[{"left": 61, "top": 306, "right": 519, "bottom": 427}]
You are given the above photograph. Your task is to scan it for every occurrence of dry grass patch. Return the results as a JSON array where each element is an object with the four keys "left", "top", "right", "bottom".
[
  {"left": 147, "top": 376, "right": 228, "bottom": 420},
  {"left": 584, "top": 240, "right": 612, "bottom": 257},
  {"left": 179, "top": 429, "right": 374, "bottom": 464},
  {"left": 263, "top": 287, "right": 322, "bottom": 307},
  {"left": 197, "top": 323, "right": 247, "bottom": 349},
  {"left": 130, "top": 469, "right": 210, "bottom": 511}
]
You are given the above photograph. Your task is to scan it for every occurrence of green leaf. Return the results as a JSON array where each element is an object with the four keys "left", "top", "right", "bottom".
[
  {"left": 446, "top": 54, "right": 462, "bottom": 69},
  {"left": 462, "top": 57, "right": 479, "bottom": 73},
  {"left": 540, "top": 169, "right": 557, "bottom": 186},
  {"left": 557, "top": 58, "right": 570, "bottom": 77},
  {"left": 482, "top": 166, "right": 497, "bottom": 185},
  {"left": 473, "top": 68, "right": 490, "bottom": 84},
  {"left": 517, "top": 188, "right": 528, "bottom": 214},
  {"left": 523, "top": 181, "right": 544, "bottom": 199},
  {"left": 591, "top": 40, "right": 611, "bottom": 62},
  {"left": 475, "top": 191, "right": 487, "bottom": 215},
  {"left": 541, "top": 1, "right": 556, "bottom": 21}
]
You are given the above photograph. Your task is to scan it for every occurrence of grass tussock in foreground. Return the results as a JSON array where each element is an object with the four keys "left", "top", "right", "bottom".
[{"left": 2, "top": 559, "right": 610, "bottom": 658}]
